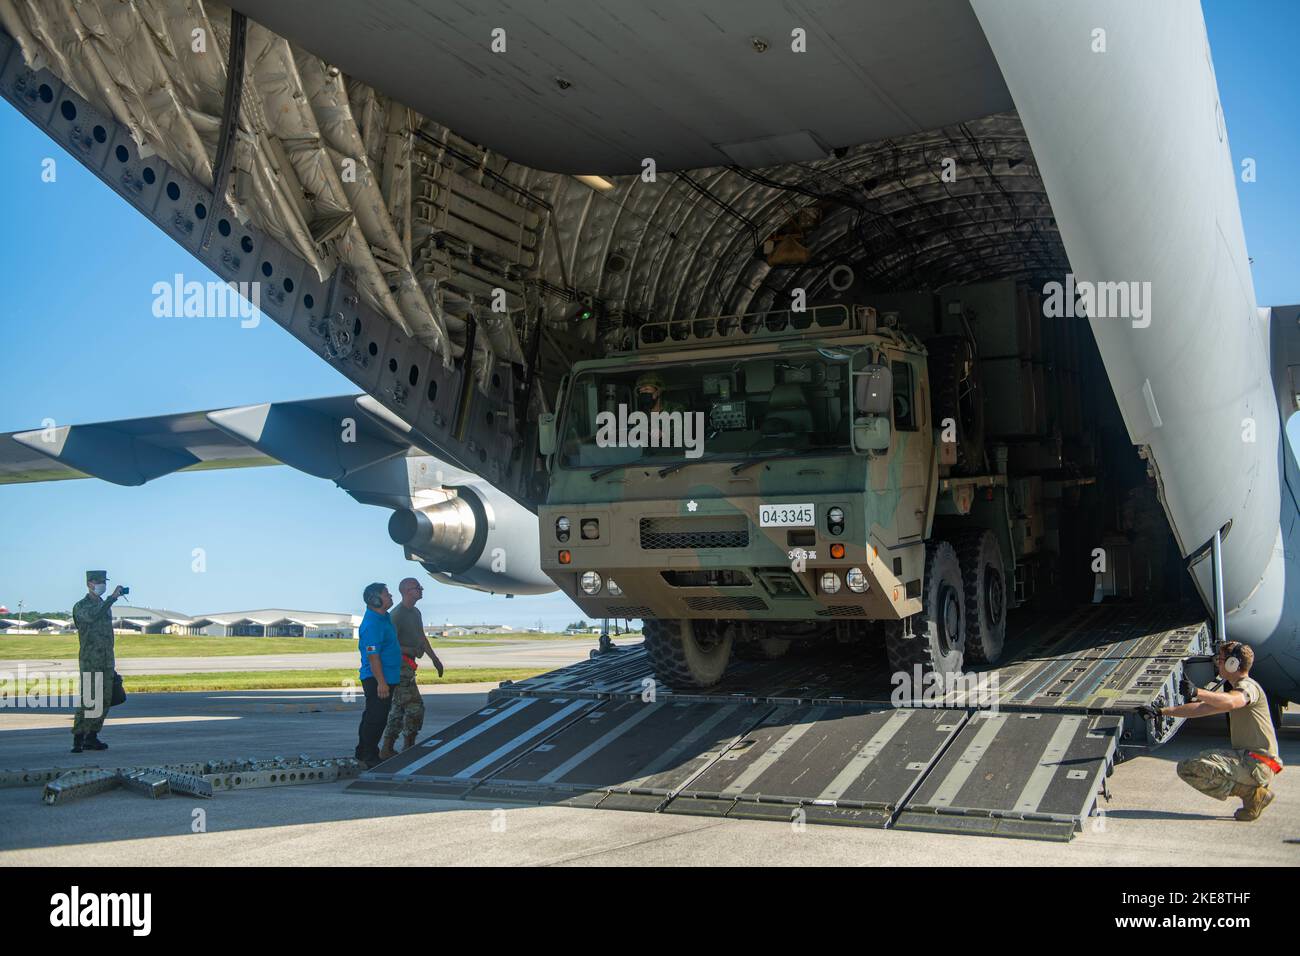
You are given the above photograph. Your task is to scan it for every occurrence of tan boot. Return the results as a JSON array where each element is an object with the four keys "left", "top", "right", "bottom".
[
  {"left": 402, "top": 731, "right": 418, "bottom": 752},
  {"left": 1230, "top": 782, "right": 1274, "bottom": 821},
  {"left": 377, "top": 735, "right": 397, "bottom": 761}
]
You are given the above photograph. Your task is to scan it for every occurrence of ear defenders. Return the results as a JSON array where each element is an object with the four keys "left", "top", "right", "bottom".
[{"left": 1221, "top": 643, "right": 1242, "bottom": 674}]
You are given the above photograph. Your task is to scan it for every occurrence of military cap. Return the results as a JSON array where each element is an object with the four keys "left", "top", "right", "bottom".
[
  {"left": 635, "top": 371, "right": 666, "bottom": 391},
  {"left": 85, "top": 570, "right": 108, "bottom": 582}
]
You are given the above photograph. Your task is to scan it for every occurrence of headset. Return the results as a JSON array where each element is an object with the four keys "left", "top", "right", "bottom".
[{"left": 1219, "top": 642, "right": 1244, "bottom": 675}]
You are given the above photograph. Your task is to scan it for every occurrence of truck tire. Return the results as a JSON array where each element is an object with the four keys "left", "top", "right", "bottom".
[
  {"left": 956, "top": 529, "right": 1007, "bottom": 664},
  {"left": 885, "top": 541, "right": 966, "bottom": 677},
  {"left": 643, "top": 619, "right": 733, "bottom": 689},
  {"left": 735, "top": 637, "right": 791, "bottom": 661}
]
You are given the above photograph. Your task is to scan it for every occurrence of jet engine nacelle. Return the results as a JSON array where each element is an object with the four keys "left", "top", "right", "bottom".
[{"left": 388, "top": 483, "right": 552, "bottom": 596}]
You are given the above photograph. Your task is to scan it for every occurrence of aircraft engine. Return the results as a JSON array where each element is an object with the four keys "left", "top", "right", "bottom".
[{"left": 387, "top": 484, "right": 552, "bottom": 596}]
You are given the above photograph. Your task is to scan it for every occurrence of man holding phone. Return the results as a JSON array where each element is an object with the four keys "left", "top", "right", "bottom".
[{"left": 71, "top": 569, "right": 122, "bottom": 753}]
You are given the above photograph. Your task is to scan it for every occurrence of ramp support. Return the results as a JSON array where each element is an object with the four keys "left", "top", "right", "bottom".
[{"left": 1211, "top": 526, "right": 1227, "bottom": 647}]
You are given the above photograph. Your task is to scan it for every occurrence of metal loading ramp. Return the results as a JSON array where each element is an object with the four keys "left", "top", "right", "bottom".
[{"left": 353, "top": 605, "right": 1204, "bottom": 840}]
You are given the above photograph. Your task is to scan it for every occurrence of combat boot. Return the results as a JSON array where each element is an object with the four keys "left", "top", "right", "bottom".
[
  {"left": 1230, "top": 782, "right": 1274, "bottom": 821},
  {"left": 402, "top": 731, "right": 418, "bottom": 752},
  {"left": 82, "top": 733, "right": 108, "bottom": 751},
  {"left": 378, "top": 735, "right": 397, "bottom": 761},
  {"left": 70, "top": 734, "right": 84, "bottom": 754}
]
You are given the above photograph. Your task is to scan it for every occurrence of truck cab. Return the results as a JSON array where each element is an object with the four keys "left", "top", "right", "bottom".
[{"left": 535, "top": 301, "right": 1026, "bottom": 688}]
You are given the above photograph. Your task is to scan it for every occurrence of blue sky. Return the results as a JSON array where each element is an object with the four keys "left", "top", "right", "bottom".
[{"left": 0, "top": 1, "right": 1296, "bottom": 620}]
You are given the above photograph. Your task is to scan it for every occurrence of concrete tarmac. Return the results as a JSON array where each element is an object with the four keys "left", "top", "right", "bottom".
[
  {"left": 4, "top": 636, "right": 628, "bottom": 674},
  {"left": 0, "top": 684, "right": 1296, "bottom": 866}
]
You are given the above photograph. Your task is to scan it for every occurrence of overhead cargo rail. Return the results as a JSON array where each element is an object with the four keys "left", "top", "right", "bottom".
[{"left": 354, "top": 604, "right": 1208, "bottom": 841}]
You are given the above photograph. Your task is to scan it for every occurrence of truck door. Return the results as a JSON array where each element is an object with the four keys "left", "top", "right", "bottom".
[{"left": 882, "top": 349, "right": 929, "bottom": 541}]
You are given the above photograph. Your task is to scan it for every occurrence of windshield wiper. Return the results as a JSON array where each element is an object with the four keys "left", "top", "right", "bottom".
[
  {"left": 730, "top": 452, "right": 811, "bottom": 475},
  {"left": 658, "top": 455, "right": 724, "bottom": 477},
  {"left": 590, "top": 459, "right": 689, "bottom": 480}
]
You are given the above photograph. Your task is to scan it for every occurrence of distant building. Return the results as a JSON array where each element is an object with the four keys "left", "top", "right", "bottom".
[
  {"left": 426, "top": 623, "right": 516, "bottom": 638},
  {"left": 184, "top": 609, "right": 360, "bottom": 639},
  {"left": 113, "top": 606, "right": 196, "bottom": 635},
  {"left": 0, "top": 617, "right": 73, "bottom": 634}
]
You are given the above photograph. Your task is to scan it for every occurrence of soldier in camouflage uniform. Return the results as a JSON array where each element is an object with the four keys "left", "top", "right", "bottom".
[
  {"left": 71, "top": 570, "right": 121, "bottom": 753},
  {"left": 379, "top": 578, "right": 444, "bottom": 759},
  {"left": 1141, "top": 642, "right": 1283, "bottom": 821}
]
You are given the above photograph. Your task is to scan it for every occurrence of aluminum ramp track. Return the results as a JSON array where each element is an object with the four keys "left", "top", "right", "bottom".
[
  {"left": 469, "top": 699, "right": 772, "bottom": 811},
  {"left": 665, "top": 705, "right": 968, "bottom": 827},
  {"left": 351, "top": 697, "right": 601, "bottom": 798},
  {"left": 354, "top": 605, "right": 1197, "bottom": 840},
  {"left": 492, "top": 604, "right": 1208, "bottom": 747},
  {"left": 893, "top": 712, "right": 1123, "bottom": 842}
]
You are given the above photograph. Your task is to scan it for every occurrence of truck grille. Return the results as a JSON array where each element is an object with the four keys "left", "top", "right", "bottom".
[
  {"left": 640, "top": 516, "right": 748, "bottom": 550},
  {"left": 661, "top": 570, "right": 752, "bottom": 587},
  {"left": 685, "top": 596, "right": 768, "bottom": 612},
  {"left": 816, "top": 605, "right": 868, "bottom": 617},
  {"left": 607, "top": 605, "right": 654, "bottom": 618}
]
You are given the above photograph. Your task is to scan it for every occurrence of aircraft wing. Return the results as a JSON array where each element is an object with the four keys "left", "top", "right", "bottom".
[{"left": 0, "top": 395, "right": 409, "bottom": 487}]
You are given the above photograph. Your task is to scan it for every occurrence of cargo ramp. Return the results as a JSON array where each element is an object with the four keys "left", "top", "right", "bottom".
[{"left": 353, "top": 605, "right": 1210, "bottom": 841}]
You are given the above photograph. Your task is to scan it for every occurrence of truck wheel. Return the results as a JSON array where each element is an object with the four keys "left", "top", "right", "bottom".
[
  {"left": 885, "top": 541, "right": 965, "bottom": 677},
  {"left": 956, "top": 529, "right": 1007, "bottom": 664},
  {"left": 735, "top": 637, "right": 791, "bottom": 661},
  {"left": 643, "top": 619, "right": 733, "bottom": 688}
]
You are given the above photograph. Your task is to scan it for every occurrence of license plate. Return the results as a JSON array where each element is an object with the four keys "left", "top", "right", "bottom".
[{"left": 759, "top": 503, "right": 815, "bottom": 527}]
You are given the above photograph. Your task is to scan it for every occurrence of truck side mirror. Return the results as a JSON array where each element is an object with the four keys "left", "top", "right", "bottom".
[
  {"left": 853, "top": 417, "right": 891, "bottom": 452},
  {"left": 538, "top": 414, "right": 557, "bottom": 456},
  {"left": 854, "top": 364, "right": 892, "bottom": 416}
]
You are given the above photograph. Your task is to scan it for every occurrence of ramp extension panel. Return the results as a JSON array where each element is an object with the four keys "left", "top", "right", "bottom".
[{"left": 354, "top": 605, "right": 1205, "bottom": 841}]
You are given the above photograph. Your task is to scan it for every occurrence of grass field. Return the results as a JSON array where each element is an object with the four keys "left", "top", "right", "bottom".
[
  {"left": 115, "top": 667, "right": 545, "bottom": 692},
  {"left": 0, "top": 631, "right": 625, "bottom": 659}
]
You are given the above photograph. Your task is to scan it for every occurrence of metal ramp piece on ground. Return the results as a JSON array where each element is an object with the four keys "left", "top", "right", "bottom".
[
  {"left": 354, "top": 699, "right": 1124, "bottom": 840},
  {"left": 353, "top": 605, "right": 1189, "bottom": 840},
  {"left": 892, "top": 712, "right": 1122, "bottom": 842}
]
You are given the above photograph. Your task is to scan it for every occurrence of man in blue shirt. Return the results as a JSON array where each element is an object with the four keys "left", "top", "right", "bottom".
[{"left": 354, "top": 582, "right": 402, "bottom": 768}]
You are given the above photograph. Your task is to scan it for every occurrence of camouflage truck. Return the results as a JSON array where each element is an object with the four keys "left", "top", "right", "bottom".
[{"left": 536, "top": 299, "right": 1079, "bottom": 688}]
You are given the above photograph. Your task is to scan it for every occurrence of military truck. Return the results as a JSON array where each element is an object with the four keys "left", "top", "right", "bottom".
[{"left": 536, "top": 288, "right": 1097, "bottom": 688}]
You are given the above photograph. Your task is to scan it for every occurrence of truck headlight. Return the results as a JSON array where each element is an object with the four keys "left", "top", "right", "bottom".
[
  {"left": 580, "top": 571, "right": 602, "bottom": 595},
  {"left": 846, "top": 567, "right": 868, "bottom": 592},
  {"left": 581, "top": 518, "right": 600, "bottom": 540},
  {"left": 556, "top": 516, "right": 571, "bottom": 542},
  {"left": 827, "top": 507, "right": 845, "bottom": 534},
  {"left": 607, "top": 578, "right": 623, "bottom": 596},
  {"left": 819, "top": 572, "right": 841, "bottom": 594}
]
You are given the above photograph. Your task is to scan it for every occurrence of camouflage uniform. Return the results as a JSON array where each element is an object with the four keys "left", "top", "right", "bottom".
[
  {"left": 382, "top": 603, "right": 428, "bottom": 749},
  {"left": 384, "top": 658, "right": 424, "bottom": 737},
  {"left": 1177, "top": 748, "right": 1274, "bottom": 799},
  {"left": 71, "top": 590, "right": 118, "bottom": 737},
  {"left": 1176, "top": 675, "right": 1281, "bottom": 805}
]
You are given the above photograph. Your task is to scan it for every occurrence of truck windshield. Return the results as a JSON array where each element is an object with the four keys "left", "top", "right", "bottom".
[{"left": 557, "top": 351, "right": 852, "bottom": 469}]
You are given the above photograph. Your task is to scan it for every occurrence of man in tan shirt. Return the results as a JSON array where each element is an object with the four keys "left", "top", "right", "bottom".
[
  {"left": 1143, "top": 641, "right": 1282, "bottom": 821},
  {"left": 379, "top": 578, "right": 444, "bottom": 759}
]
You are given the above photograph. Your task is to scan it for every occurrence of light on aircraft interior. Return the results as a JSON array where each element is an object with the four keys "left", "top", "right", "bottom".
[{"left": 575, "top": 174, "right": 615, "bottom": 192}]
